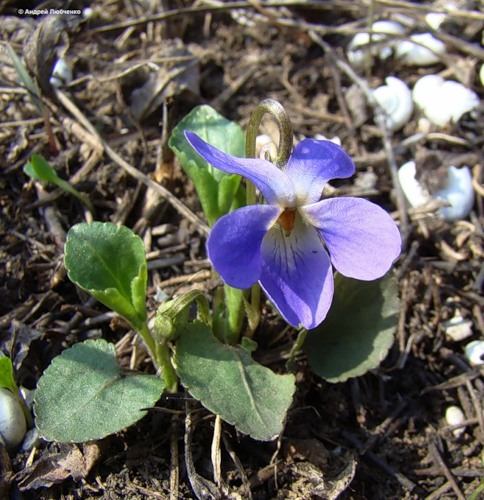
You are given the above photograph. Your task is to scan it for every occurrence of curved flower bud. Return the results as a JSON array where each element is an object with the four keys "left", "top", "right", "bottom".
[{"left": 185, "top": 131, "right": 402, "bottom": 329}]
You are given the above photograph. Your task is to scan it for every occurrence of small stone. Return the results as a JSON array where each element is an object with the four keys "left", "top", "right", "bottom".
[
  {"left": 0, "top": 388, "right": 27, "bottom": 450},
  {"left": 445, "top": 406, "right": 466, "bottom": 438},
  {"left": 444, "top": 313, "right": 473, "bottom": 342},
  {"left": 21, "top": 427, "right": 40, "bottom": 452}
]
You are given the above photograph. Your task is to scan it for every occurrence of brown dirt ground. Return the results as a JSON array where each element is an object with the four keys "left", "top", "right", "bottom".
[{"left": 0, "top": 1, "right": 483, "bottom": 499}]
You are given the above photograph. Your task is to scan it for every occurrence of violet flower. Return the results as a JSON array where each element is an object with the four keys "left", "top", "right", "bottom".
[{"left": 185, "top": 131, "right": 401, "bottom": 329}]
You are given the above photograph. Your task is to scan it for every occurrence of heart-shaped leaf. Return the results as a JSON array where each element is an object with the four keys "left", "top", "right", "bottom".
[
  {"left": 64, "top": 222, "right": 147, "bottom": 330},
  {"left": 169, "top": 105, "right": 245, "bottom": 225},
  {"left": 174, "top": 322, "right": 295, "bottom": 441},
  {"left": 305, "top": 274, "right": 399, "bottom": 383},
  {"left": 34, "top": 339, "right": 164, "bottom": 442}
]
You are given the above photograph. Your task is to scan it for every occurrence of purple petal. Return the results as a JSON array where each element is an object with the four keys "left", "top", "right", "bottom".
[
  {"left": 286, "top": 139, "right": 355, "bottom": 205},
  {"left": 259, "top": 214, "right": 334, "bottom": 329},
  {"left": 185, "top": 131, "right": 296, "bottom": 207},
  {"left": 207, "top": 204, "right": 282, "bottom": 289},
  {"left": 303, "top": 198, "right": 401, "bottom": 280}
]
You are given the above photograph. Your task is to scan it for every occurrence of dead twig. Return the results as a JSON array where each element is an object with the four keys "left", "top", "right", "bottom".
[
  {"left": 428, "top": 438, "right": 466, "bottom": 500},
  {"left": 307, "top": 31, "right": 410, "bottom": 248},
  {"left": 54, "top": 88, "right": 209, "bottom": 235},
  {"left": 184, "top": 401, "right": 220, "bottom": 499}
]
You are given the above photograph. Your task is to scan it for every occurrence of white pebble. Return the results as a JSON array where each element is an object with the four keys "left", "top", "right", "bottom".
[
  {"left": 373, "top": 77, "right": 413, "bottom": 131},
  {"left": 444, "top": 312, "right": 473, "bottom": 342},
  {"left": 82, "top": 7, "right": 94, "bottom": 19},
  {"left": 21, "top": 427, "right": 40, "bottom": 452},
  {"left": 465, "top": 340, "right": 484, "bottom": 366},
  {"left": 445, "top": 406, "right": 466, "bottom": 438},
  {"left": 0, "top": 388, "right": 27, "bottom": 450}
]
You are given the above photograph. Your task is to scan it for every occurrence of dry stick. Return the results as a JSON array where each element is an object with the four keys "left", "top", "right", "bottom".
[
  {"left": 169, "top": 415, "right": 180, "bottom": 500},
  {"left": 90, "top": 1, "right": 484, "bottom": 35},
  {"left": 90, "top": 1, "right": 363, "bottom": 34},
  {"left": 211, "top": 415, "right": 223, "bottom": 487},
  {"left": 327, "top": 61, "right": 360, "bottom": 155},
  {"left": 210, "top": 67, "right": 259, "bottom": 109},
  {"left": 372, "top": 0, "right": 484, "bottom": 20},
  {"left": 54, "top": 89, "right": 209, "bottom": 235},
  {"left": 184, "top": 401, "right": 220, "bottom": 499},
  {"left": 465, "top": 379, "right": 484, "bottom": 444},
  {"left": 221, "top": 432, "right": 253, "bottom": 500},
  {"left": 429, "top": 440, "right": 466, "bottom": 500},
  {"left": 308, "top": 31, "right": 410, "bottom": 248},
  {"left": 342, "top": 430, "right": 419, "bottom": 493}
]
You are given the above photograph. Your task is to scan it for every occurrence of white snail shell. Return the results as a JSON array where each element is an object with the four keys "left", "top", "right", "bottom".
[
  {"left": 0, "top": 388, "right": 27, "bottom": 450},
  {"left": 465, "top": 340, "right": 484, "bottom": 366},
  {"left": 395, "top": 33, "right": 445, "bottom": 65},
  {"left": 398, "top": 161, "right": 474, "bottom": 221},
  {"left": 373, "top": 77, "right": 413, "bottom": 131},
  {"left": 50, "top": 58, "right": 73, "bottom": 88},
  {"left": 425, "top": 12, "right": 447, "bottom": 30},
  {"left": 436, "top": 166, "right": 475, "bottom": 221},
  {"left": 397, "top": 161, "right": 430, "bottom": 208},
  {"left": 347, "top": 20, "right": 405, "bottom": 67},
  {"left": 412, "top": 75, "right": 480, "bottom": 126},
  {"left": 314, "top": 134, "right": 342, "bottom": 146}
]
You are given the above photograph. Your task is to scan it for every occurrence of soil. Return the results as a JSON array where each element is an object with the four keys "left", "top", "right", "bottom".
[{"left": 0, "top": 1, "right": 483, "bottom": 499}]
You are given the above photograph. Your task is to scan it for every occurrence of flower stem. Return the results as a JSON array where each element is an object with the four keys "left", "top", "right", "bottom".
[
  {"left": 245, "top": 99, "right": 294, "bottom": 331},
  {"left": 286, "top": 328, "right": 307, "bottom": 371},
  {"left": 138, "top": 322, "right": 178, "bottom": 393}
]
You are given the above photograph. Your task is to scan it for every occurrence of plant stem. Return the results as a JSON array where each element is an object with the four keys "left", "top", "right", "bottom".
[
  {"left": 155, "top": 342, "right": 178, "bottom": 393},
  {"left": 138, "top": 322, "right": 177, "bottom": 393},
  {"left": 244, "top": 99, "right": 294, "bottom": 332},
  {"left": 286, "top": 328, "right": 307, "bottom": 371}
]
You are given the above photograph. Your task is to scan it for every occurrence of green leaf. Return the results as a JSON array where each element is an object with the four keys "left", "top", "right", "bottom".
[
  {"left": 169, "top": 105, "right": 245, "bottom": 225},
  {"left": 305, "top": 274, "right": 399, "bottom": 383},
  {"left": 34, "top": 339, "right": 164, "bottom": 442},
  {"left": 0, "top": 356, "right": 18, "bottom": 393},
  {"left": 5, "top": 42, "right": 43, "bottom": 113},
  {"left": 174, "top": 322, "right": 295, "bottom": 441},
  {"left": 24, "top": 155, "right": 95, "bottom": 213},
  {"left": 24, "top": 154, "right": 60, "bottom": 183},
  {"left": 217, "top": 173, "right": 242, "bottom": 216},
  {"left": 64, "top": 222, "right": 147, "bottom": 330}
]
